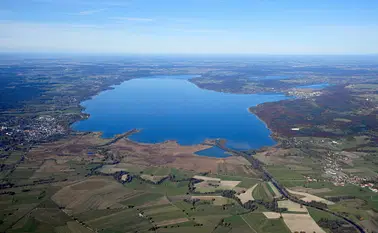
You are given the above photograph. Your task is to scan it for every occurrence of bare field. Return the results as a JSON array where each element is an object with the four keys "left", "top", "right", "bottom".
[
  {"left": 113, "top": 140, "right": 208, "bottom": 171},
  {"left": 221, "top": 180, "right": 241, "bottom": 188},
  {"left": 278, "top": 200, "right": 308, "bottom": 213},
  {"left": 263, "top": 212, "right": 281, "bottom": 219},
  {"left": 193, "top": 175, "right": 221, "bottom": 182},
  {"left": 26, "top": 133, "right": 209, "bottom": 172},
  {"left": 290, "top": 186, "right": 332, "bottom": 194},
  {"left": 282, "top": 213, "right": 326, "bottom": 233},
  {"left": 140, "top": 174, "right": 168, "bottom": 183},
  {"left": 27, "top": 133, "right": 252, "bottom": 176},
  {"left": 27, "top": 133, "right": 108, "bottom": 162},
  {"left": 237, "top": 184, "right": 258, "bottom": 204},
  {"left": 194, "top": 175, "right": 241, "bottom": 193},
  {"left": 109, "top": 139, "right": 254, "bottom": 173},
  {"left": 286, "top": 188, "right": 335, "bottom": 205}
]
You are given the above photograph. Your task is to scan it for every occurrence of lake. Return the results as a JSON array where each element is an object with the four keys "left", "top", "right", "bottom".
[
  {"left": 297, "top": 83, "right": 330, "bottom": 89},
  {"left": 73, "top": 75, "right": 289, "bottom": 157}
]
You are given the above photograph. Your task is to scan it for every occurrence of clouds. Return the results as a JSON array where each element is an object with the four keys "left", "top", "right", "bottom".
[
  {"left": 1, "top": 19, "right": 378, "bottom": 55},
  {"left": 110, "top": 17, "right": 154, "bottom": 22},
  {"left": 76, "top": 8, "right": 106, "bottom": 16},
  {"left": 0, "top": 0, "right": 377, "bottom": 54},
  {"left": 29, "top": 0, "right": 130, "bottom": 7}
]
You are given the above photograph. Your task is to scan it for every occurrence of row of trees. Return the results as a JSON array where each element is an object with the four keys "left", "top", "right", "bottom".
[
  {"left": 326, "top": 195, "right": 356, "bottom": 203},
  {"left": 317, "top": 218, "right": 358, "bottom": 233}
]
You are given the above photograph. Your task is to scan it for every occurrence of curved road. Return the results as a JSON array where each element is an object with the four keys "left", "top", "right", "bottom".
[
  {"left": 268, "top": 175, "right": 366, "bottom": 233},
  {"left": 215, "top": 142, "right": 366, "bottom": 233}
]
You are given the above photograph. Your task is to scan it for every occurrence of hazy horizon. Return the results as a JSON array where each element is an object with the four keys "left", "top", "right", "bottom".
[
  {"left": 1, "top": 52, "right": 378, "bottom": 57},
  {"left": 1, "top": 0, "right": 378, "bottom": 54}
]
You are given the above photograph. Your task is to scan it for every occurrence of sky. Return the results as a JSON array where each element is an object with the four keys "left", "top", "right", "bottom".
[{"left": 0, "top": 0, "right": 378, "bottom": 54}]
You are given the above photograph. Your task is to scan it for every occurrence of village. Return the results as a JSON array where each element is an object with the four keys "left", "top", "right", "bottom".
[
  {"left": 287, "top": 88, "right": 323, "bottom": 99},
  {"left": 321, "top": 152, "right": 378, "bottom": 193},
  {"left": 0, "top": 115, "right": 66, "bottom": 151}
]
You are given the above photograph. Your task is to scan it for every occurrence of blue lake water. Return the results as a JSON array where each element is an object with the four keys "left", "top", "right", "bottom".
[
  {"left": 73, "top": 75, "right": 289, "bottom": 156},
  {"left": 297, "top": 83, "right": 330, "bottom": 89},
  {"left": 195, "top": 146, "right": 232, "bottom": 158}
]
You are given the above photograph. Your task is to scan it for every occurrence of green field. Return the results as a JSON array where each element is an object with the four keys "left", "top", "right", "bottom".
[
  {"left": 125, "top": 178, "right": 190, "bottom": 196},
  {"left": 239, "top": 213, "right": 291, "bottom": 233},
  {"left": 252, "top": 183, "right": 273, "bottom": 202},
  {"left": 308, "top": 207, "right": 341, "bottom": 222},
  {"left": 266, "top": 166, "right": 305, "bottom": 181},
  {"left": 121, "top": 192, "right": 164, "bottom": 206},
  {"left": 3, "top": 156, "right": 376, "bottom": 233},
  {"left": 84, "top": 208, "right": 153, "bottom": 232}
]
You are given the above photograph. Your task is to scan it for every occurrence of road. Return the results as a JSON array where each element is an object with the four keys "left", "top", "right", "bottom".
[{"left": 215, "top": 142, "right": 366, "bottom": 233}]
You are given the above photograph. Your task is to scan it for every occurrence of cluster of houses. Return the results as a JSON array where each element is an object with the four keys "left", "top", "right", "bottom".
[
  {"left": 1, "top": 115, "right": 65, "bottom": 150},
  {"left": 360, "top": 182, "right": 378, "bottom": 193}
]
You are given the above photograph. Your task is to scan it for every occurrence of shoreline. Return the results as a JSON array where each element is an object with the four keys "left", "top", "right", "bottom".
[
  {"left": 247, "top": 105, "right": 286, "bottom": 145},
  {"left": 71, "top": 75, "right": 291, "bottom": 154},
  {"left": 247, "top": 106, "right": 279, "bottom": 142}
]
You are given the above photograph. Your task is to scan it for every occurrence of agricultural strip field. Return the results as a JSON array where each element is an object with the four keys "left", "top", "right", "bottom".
[
  {"left": 282, "top": 213, "right": 326, "bottom": 233},
  {"left": 239, "top": 212, "right": 291, "bottom": 233},
  {"left": 286, "top": 188, "right": 335, "bottom": 205},
  {"left": 85, "top": 208, "right": 154, "bottom": 232},
  {"left": 252, "top": 183, "right": 274, "bottom": 201},
  {"left": 278, "top": 200, "right": 308, "bottom": 213},
  {"left": 267, "top": 181, "right": 282, "bottom": 198},
  {"left": 265, "top": 166, "right": 306, "bottom": 181}
]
